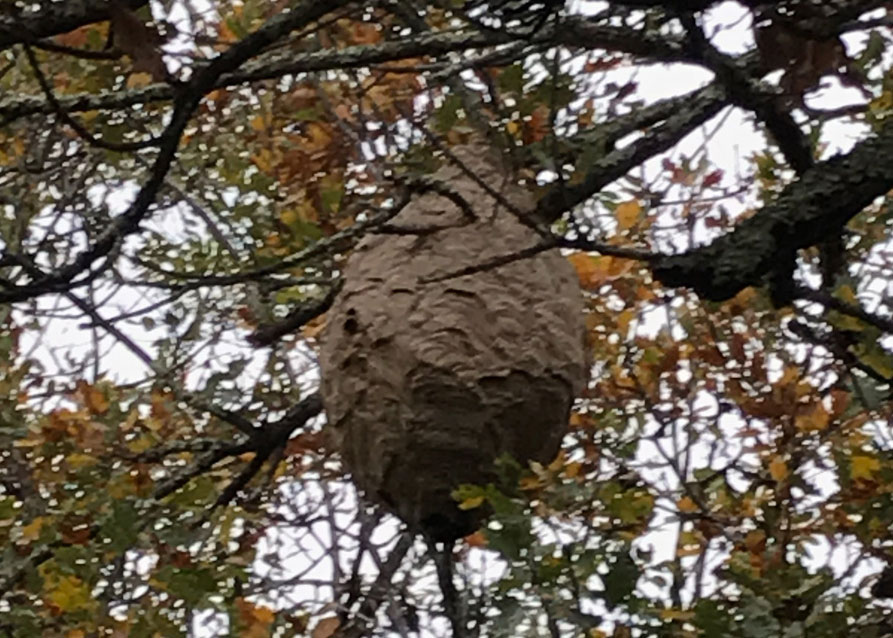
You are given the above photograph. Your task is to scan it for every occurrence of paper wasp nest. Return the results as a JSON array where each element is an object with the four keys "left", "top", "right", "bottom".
[{"left": 319, "top": 147, "right": 588, "bottom": 540}]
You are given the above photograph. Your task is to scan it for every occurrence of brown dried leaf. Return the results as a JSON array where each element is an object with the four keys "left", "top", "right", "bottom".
[{"left": 311, "top": 616, "right": 340, "bottom": 638}]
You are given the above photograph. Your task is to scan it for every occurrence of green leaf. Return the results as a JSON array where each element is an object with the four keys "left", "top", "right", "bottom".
[{"left": 601, "top": 551, "right": 638, "bottom": 608}]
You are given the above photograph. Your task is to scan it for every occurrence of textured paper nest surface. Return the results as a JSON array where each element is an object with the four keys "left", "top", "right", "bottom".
[{"left": 319, "top": 148, "right": 589, "bottom": 539}]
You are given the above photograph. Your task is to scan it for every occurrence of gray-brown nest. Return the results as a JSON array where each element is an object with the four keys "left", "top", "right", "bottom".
[{"left": 319, "top": 146, "right": 589, "bottom": 540}]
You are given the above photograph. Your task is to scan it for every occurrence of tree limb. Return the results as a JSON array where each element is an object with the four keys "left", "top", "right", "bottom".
[
  {"left": 0, "top": 0, "right": 147, "bottom": 49},
  {"left": 0, "top": 0, "right": 353, "bottom": 303},
  {"left": 652, "top": 120, "right": 893, "bottom": 300}
]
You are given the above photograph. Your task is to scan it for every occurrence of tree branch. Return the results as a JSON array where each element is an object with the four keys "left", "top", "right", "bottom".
[
  {"left": 536, "top": 83, "right": 727, "bottom": 221},
  {"left": 0, "top": 0, "right": 147, "bottom": 49},
  {"left": 652, "top": 120, "right": 893, "bottom": 300},
  {"left": 0, "top": 0, "right": 354, "bottom": 303},
  {"left": 248, "top": 281, "right": 342, "bottom": 347}
]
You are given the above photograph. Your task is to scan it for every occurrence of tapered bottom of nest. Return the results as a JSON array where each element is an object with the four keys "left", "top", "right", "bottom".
[{"left": 418, "top": 510, "right": 480, "bottom": 543}]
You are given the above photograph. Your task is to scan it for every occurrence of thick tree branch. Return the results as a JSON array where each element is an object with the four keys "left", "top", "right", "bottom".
[
  {"left": 0, "top": 18, "right": 691, "bottom": 124},
  {"left": 677, "top": 12, "right": 814, "bottom": 173},
  {"left": 0, "top": 0, "right": 147, "bottom": 49},
  {"left": 652, "top": 120, "right": 893, "bottom": 300},
  {"left": 153, "top": 392, "right": 323, "bottom": 501},
  {"left": 536, "top": 84, "right": 727, "bottom": 221},
  {"left": 609, "top": 0, "right": 885, "bottom": 16}
]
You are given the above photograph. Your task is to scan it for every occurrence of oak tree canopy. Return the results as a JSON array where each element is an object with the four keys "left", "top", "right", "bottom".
[{"left": 2, "top": 1, "right": 893, "bottom": 636}]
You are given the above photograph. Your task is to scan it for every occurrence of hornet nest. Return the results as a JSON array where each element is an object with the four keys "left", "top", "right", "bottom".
[{"left": 319, "top": 146, "right": 589, "bottom": 541}]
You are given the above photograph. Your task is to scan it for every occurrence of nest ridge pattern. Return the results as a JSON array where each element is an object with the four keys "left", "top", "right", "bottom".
[{"left": 319, "top": 148, "right": 589, "bottom": 540}]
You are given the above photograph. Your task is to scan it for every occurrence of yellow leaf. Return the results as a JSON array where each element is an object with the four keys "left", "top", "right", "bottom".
[
  {"left": 237, "top": 597, "right": 275, "bottom": 636},
  {"left": 726, "top": 286, "right": 756, "bottom": 311},
  {"left": 458, "top": 495, "right": 485, "bottom": 510},
  {"left": 607, "top": 256, "right": 635, "bottom": 278},
  {"left": 834, "top": 284, "right": 859, "bottom": 305},
  {"left": 84, "top": 385, "right": 109, "bottom": 415},
  {"left": 615, "top": 199, "right": 642, "bottom": 230},
  {"left": 506, "top": 120, "right": 521, "bottom": 135},
  {"left": 302, "top": 315, "right": 327, "bottom": 340},
  {"left": 547, "top": 450, "right": 567, "bottom": 473},
  {"left": 250, "top": 114, "right": 266, "bottom": 132},
  {"left": 660, "top": 609, "right": 695, "bottom": 621},
  {"left": 795, "top": 401, "right": 830, "bottom": 432},
  {"left": 851, "top": 455, "right": 881, "bottom": 480},
  {"left": 281, "top": 208, "right": 299, "bottom": 225},
  {"left": 251, "top": 148, "right": 272, "bottom": 173},
  {"left": 305, "top": 122, "right": 333, "bottom": 151},
  {"left": 67, "top": 453, "right": 97, "bottom": 469},
  {"left": 67, "top": 630, "right": 86, "bottom": 638},
  {"left": 859, "top": 348, "right": 893, "bottom": 379},
  {"left": 20, "top": 517, "right": 44, "bottom": 542},
  {"left": 769, "top": 456, "right": 788, "bottom": 481},
  {"left": 636, "top": 284, "right": 656, "bottom": 301},
  {"left": 568, "top": 253, "right": 606, "bottom": 290},
  {"left": 563, "top": 462, "right": 582, "bottom": 478},
  {"left": 519, "top": 476, "right": 542, "bottom": 491},
  {"left": 828, "top": 311, "right": 867, "bottom": 333},
  {"left": 677, "top": 496, "right": 698, "bottom": 513},
  {"left": 775, "top": 365, "right": 801, "bottom": 388},
  {"left": 617, "top": 309, "right": 636, "bottom": 335},
  {"left": 568, "top": 253, "right": 634, "bottom": 290},
  {"left": 127, "top": 434, "right": 154, "bottom": 454},
  {"left": 253, "top": 606, "right": 275, "bottom": 624},
  {"left": 47, "top": 575, "right": 93, "bottom": 613}
]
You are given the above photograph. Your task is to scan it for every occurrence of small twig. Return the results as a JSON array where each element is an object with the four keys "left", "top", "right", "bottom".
[
  {"left": 248, "top": 280, "right": 342, "bottom": 347},
  {"left": 428, "top": 538, "right": 469, "bottom": 638},
  {"left": 795, "top": 285, "right": 893, "bottom": 335},
  {"left": 31, "top": 39, "right": 123, "bottom": 60},
  {"left": 339, "top": 532, "right": 414, "bottom": 638}
]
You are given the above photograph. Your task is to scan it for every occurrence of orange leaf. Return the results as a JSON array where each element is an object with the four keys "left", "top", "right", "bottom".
[
  {"left": 312, "top": 616, "right": 340, "bottom": 638},
  {"left": 615, "top": 199, "right": 642, "bottom": 230},
  {"left": 464, "top": 530, "right": 488, "bottom": 547},
  {"left": 250, "top": 114, "right": 267, "bottom": 132},
  {"left": 55, "top": 26, "right": 90, "bottom": 48},
  {"left": 768, "top": 456, "right": 788, "bottom": 481},
  {"left": 795, "top": 401, "right": 830, "bottom": 432},
  {"left": 677, "top": 496, "right": 698, "bottom": 513},
  {"left": 351, "top": 22, "right": 382, "bottom": 44},
  {"left": 744, "top": 529, "right": 766, "bottom": 553}
]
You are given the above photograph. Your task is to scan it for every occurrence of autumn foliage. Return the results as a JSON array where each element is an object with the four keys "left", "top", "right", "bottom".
[{"left": 1, "top": 1, "right": 893, "bottom": 637}]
